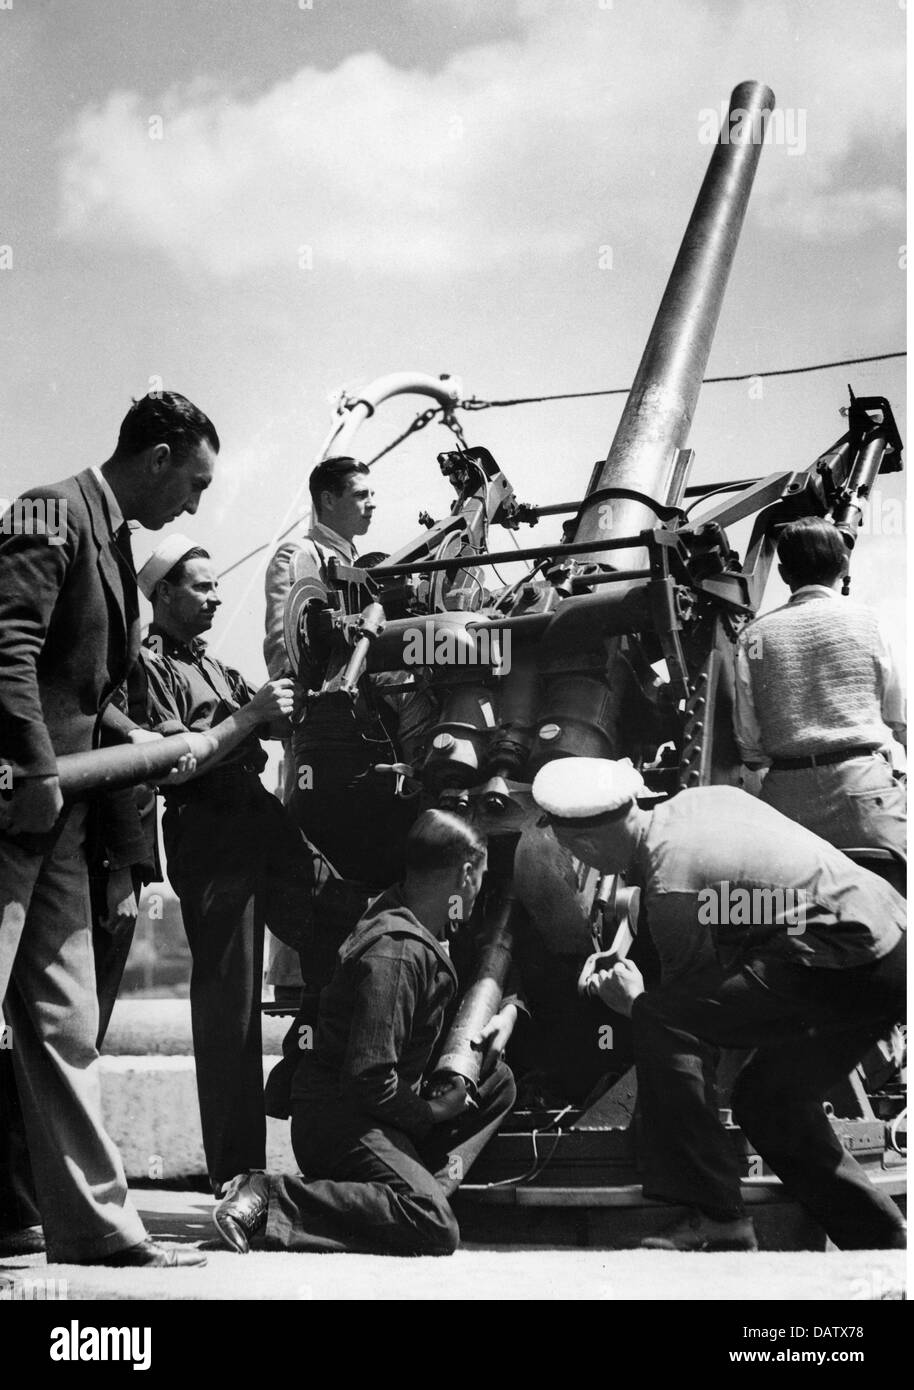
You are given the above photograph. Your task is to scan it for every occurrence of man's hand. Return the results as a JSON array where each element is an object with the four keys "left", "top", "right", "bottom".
[
  {"left": 0, "top": 775, "right": 63, "bottom": 835},
  {"left": 473, "top": 1004, "right": 518, "bottom": 1075},
  {"left": 426, "top": 1074, "right": 472, "bottom": 1123},
  {"left": 248, "top": 678, "right": 296, "bottom": 724},
  {"left": 154, "top": 732, "right": 218, "bottom": 786},
  {"left": 127, "top": 725, "right": 199, "bottom": 784},
  {"left": 99, "top": 867, "right": 138, "bottom": 934},
  {"left": 586, "top": 958, "right": 645, "bottom": 1018}
]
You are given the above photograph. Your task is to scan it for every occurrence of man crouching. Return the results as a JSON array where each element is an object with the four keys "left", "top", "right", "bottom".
[{"left": 214, "top": 810, "right": 514, "bottom": 1255}]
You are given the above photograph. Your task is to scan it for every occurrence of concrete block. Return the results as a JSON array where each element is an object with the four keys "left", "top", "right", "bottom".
[
  {"left": 102, "top": 998, "right": 292, "bottom": 1056},
  {"left": 98, "top": 1055, "right": 297, "bottom": 1182}
]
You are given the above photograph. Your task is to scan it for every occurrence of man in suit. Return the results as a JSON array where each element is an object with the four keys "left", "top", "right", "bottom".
[{"left": 0, "top": 390, "right": 217, "bottom": 1266}]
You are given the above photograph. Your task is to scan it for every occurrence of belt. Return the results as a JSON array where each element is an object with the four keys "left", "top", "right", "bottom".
[
  {"left": 770, "top": 744, "right": 877, "bottom": 771},
  {"left": 164, "top": 762, "right": 264, "bottom": 805}
]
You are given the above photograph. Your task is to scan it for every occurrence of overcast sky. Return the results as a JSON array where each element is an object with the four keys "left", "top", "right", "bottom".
[{"left": 1, "top": 0, "right": 906, "bottom": 680}]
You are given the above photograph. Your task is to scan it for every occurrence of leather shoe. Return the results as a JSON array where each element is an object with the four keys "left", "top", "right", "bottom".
[
  {"left": 213, "top": 1172, "right": 270, "bottom": 1254},
  {"left": 641, "top": 1209, "right": 758, "bottom": 1252},
  {"left": 86, "top": 1238, "right": 207, "bottom": 1268},
  {"left": 0, "top": 1224, "right": 45, "bottom": 1256}
]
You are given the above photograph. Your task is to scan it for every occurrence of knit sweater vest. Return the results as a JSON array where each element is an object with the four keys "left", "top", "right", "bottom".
[{"left": 745, "top": 597, "right": 888, "bottom": 757}]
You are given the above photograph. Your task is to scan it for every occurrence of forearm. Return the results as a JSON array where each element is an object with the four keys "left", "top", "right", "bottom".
[
  {"left": 264, "top": 545, "right": 297, "bottom": 679},
  {"left": 346, "top": 1068, "right": 436, "bottom": 1140},
  {"left": 174, "top": 705, "right": 263, "bottom": 779},
  {"left": 0, "top": 508, "right": 71, "bottom": 777},
  {"left": 100, "top": 702, "right": 143, "bottom": 742}
]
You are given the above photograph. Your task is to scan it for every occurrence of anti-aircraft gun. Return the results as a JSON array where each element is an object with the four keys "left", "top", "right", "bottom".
[{"left": 275, "top": 80, "right": 906, "bottom": 1233}]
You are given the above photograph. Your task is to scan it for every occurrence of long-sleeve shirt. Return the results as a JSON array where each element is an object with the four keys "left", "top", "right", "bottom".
[
  {"left": 292, "top": 888, "right": 458, "bottom": 1140},
  {"left": 629, "top": 786, "right": 905, "bottom": 982},
  {"left": 734, "top": 586, "right": 906, "bottom": 765},
  {"left": 140, "top": 625, "right": 266, "bottom": 774},
  {"left": 263, "top": 520, "right": 357, "bottom": 680}
]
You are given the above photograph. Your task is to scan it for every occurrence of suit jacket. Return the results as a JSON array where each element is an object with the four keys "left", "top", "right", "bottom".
[{"left": 0, "top": 468, "right": 141, "bottom": 781}]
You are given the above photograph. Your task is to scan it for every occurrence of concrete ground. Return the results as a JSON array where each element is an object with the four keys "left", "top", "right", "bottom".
[{"left": 0, "top": 1188, "right": 905, "bottom": 1301}]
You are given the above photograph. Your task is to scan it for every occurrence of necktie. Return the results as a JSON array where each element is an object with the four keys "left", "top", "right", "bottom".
[{"left": 114, "top": 522, "right": 141, "bottom": 659}]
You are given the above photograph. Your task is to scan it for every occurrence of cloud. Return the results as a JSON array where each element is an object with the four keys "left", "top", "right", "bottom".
[
  {"left": 58, "top": 0, "right": 905, "bottom": 279},
  {"left": 761, "top": 186, "right": 906, "bottom": 241}
]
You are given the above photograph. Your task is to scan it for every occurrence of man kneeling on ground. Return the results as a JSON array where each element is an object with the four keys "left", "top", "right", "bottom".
[{"left": 214, "top": 810, "right": 515, "bottom": 1255}]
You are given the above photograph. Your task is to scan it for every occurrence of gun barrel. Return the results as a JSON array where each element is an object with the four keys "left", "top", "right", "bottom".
[
  {"left": 576, "top": 80, "right": 776, "bottom": 561},
  {"left": 56, "top": 733, "right": 208, "bottom": 797}
]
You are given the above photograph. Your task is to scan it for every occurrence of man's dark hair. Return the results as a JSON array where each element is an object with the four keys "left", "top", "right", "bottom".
[
  {"left": 309, "top": 456, "right": 369, "bottom": 516},
  {"left": 115, "top": 392, "right": 220, "bottom": 463},
  {"left": 405, "top": 810, "right": 487, "bottom": 876},
  {"left": 777, "top": 517, "right": 848, "bottom": 588},
  {"left": 161, "top": 546, "right": 211, "bottom": 588}
]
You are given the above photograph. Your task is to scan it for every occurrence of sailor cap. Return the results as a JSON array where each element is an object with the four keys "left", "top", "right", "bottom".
[
  {"left": 136, "top": 534, "right": 197, "bottom": 599},
  {"left": 532, "top": 757, "right": 645, "bottom": 823}
]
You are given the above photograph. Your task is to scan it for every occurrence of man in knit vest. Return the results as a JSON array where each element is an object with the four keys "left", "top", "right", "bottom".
[{"left": 734, "top": 517, "right": 905, "bottom": 861}]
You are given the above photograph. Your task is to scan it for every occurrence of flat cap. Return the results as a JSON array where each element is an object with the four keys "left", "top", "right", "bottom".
[
  {"left": 532, "top": 757, "right": 645, "bottom": 821},
  {"left": 136, "top": 534, "right": 197, "bottom": 599}
]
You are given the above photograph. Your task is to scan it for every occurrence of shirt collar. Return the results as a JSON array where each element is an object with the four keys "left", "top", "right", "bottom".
[
  {"left": 91, "top": 466, "right": 125, "bottom": 534},
  {"left": 308, "top": 519, "right": 357, "bottom": 563},
  {"left": 147, "top": 621, "right": 207, "bottom": 661},
  {"left": 788, "top": 584, "right": 840, "bottom": 602}
]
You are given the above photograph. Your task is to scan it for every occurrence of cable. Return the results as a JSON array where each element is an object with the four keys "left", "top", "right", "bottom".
[
  {"left": 215, "top": 349, "right": 905, "bottom": 581},
  {"left": 366, "top": 405, "right": 444, "bottom": 465},
  {"left": 460, "top": 350, "right": 906, "bottom": 411},
  {"left": 217, "top": 510, "right": 311, "bottom": 581},
  {"left": 684, "top": 481, "right": 758, "bottom": 516},
  {"left": 473, "top": 1105, "right": 575, "bottom": 1189}
]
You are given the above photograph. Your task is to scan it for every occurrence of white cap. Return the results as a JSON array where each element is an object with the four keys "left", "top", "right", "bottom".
[
  {"left": 532, "top": 757, "right": 645, "bottom": 820},
  {"left": 136, "top": 534, "right": 197, "bottom": 599}
]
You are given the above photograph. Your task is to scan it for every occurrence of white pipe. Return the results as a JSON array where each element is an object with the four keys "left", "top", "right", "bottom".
[
  {"left": 319, "top": 371, "right": 462, "bottom": 461},
  {"left": 213, "top": 370, "right": 463, "bottom": 657}
]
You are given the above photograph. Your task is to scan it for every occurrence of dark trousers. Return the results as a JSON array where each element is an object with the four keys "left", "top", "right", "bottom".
[
  {"left": 164, "top": 781, "right": 313, "bottom": 1191},
  {"left": 262, "top": 1062, "right": 515, "bottom": 1255},
  {"left": 290, "top": 705, "right": 416, "bottom": 886},
  {"left": 632, "top": 935, "right": 907, "bottom": 1249}
]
